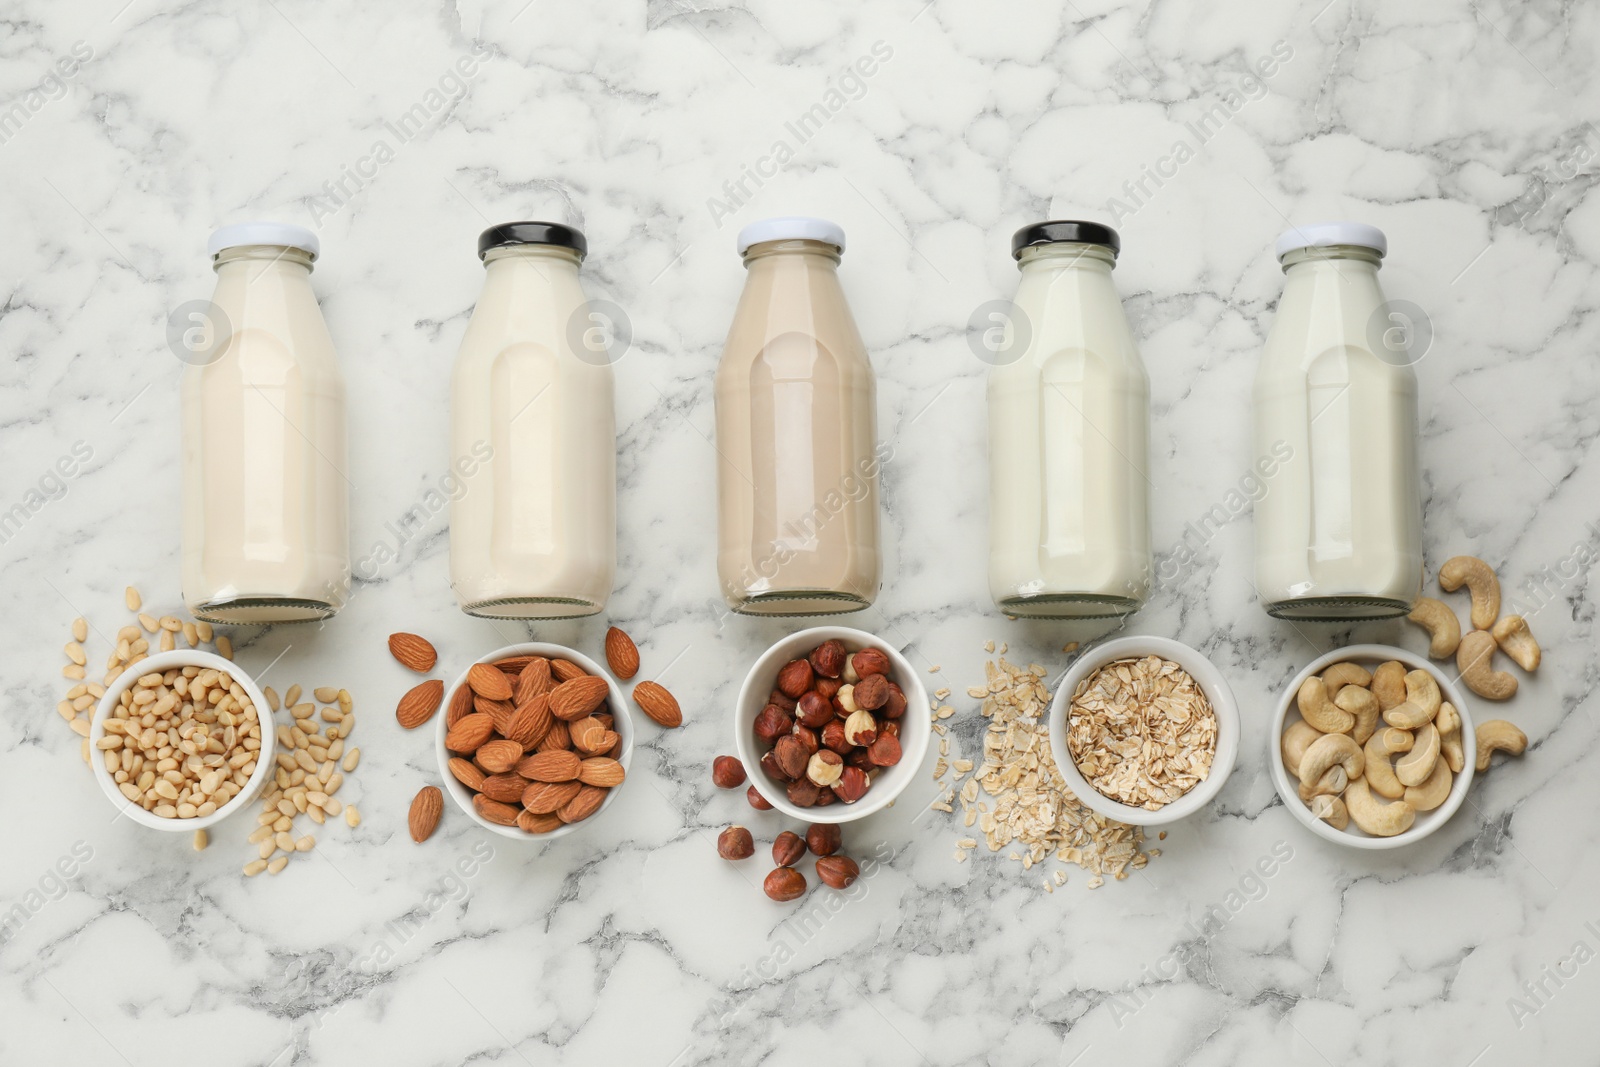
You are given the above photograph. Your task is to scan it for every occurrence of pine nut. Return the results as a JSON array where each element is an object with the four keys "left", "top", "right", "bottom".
[
  {"left": 249, "top": 825, "right": 272, "bottom": 843},
  {"left": 273, "top": 831, "right": 294, "bottom": 852},
  {"left": 320, "top": 707, "right": 342, "bottom": 722},
  {"left": 337, "top": 690, "right": 352, "bottom": 714},
  {"left": 294, "top": 835, "right": 314, "bottom": 852},
  {"left": 243, "top": 859, "right": 267, "bottom": 876},
  {"left": 159, "top": 631, "right": 176, "bottom": 652},
  {"left": 130, "top": 637, "right": 149, "bottom": 655},
  {"left": 217, "top": 636, "right": 233, "bottom": 659},
  {"left": 159, "top": 615, "right": 181, "bottom": 632},
  {"left": 284, "top": 685, "right": 301, "bottom": 708},
  {"left": 125, "top": 586, "right": 142, "bottom": 611},
  {"left": 138, "top": 613, "right": 158, "bottom": 633},
  {"left": 258, "top": 839, "right": 275, "bottom": 859},
  {"left": 307, "top": 805, "right": 325, "bottom": 824},
  {"left": 182, "top": 622, "right": 199, "bottom": 647},
  {"left": 69, "top": 717, "right": 89, "bottom": 736},
  {"left": 313, "top": 687, "right": 338, "bottom": 703},
  {"left": 65, "top": 641, "right": 87, "bottom": 665},
  {"left": 320, "top": 797, "right": 342, "bottom": 816},
  {"left": 193, "top": 829, "right": 208, "bottom": 851},
  {"left": 63, "top": 664, "right": 85, "bottom": 680},
  {"left": 344, "top": 805, "right": 360, "bottom": 828},
  {"left": 267, "top": 856, "right": 288, "bottom": 874},
  {"left": 73, "top": 617, "right": 88, "bottom": 642},
  {"left": 263, "top": 686, "right": 280, "bottom": 712},
  {"left": 291, "top": 703, "right": 314, "bottom": 721},
  {"left": 195, "top": 620, "right": 213, "bottom": 643},
  {"left": 56, "top": 701, "right": 75, "bottom": 722}
]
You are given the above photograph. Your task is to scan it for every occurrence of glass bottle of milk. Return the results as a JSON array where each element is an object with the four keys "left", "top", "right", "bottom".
[
  {"left": 449, "top": 222, "right": 616, "bottom": 619},
  {"left": 1253, "top": 222, "right": 1423, "bottom": 620},
  {"left": 181, "top": 223, "right": 350, "bottom": 623},
  {"left": 987, "top": 221, "right": 1151, "bottom": 618}
]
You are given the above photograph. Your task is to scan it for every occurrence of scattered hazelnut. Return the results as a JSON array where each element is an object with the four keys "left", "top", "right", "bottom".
[
  {"left": 882, "top": 681, "right": 907, "bottom": 719},
  {"left": 717, "top": 825, "right": 754, "bottom": 860},
  {"left": 843, "top": 709, "right": 878, "bottom": 747},
  {"left": 851, "top": 648, "right": 891, "bottom": 678},
  {"left": 746, "top": 784, "right": 773, "bottom": 810},
  {"left": 792, "top": 723, "right": 820, "bottom": 755},
  {"left": 835, "top": 684, "right": 860, "bottom": 715},
  {"left": 773, "top": 735, "right": 809, "bottom": 779},
  {"left": 832, "top": 765, "right": 869, "bottom": 803},
  {"left": 772, "top": 830, "right": 806, "bottom": 866},
  {"left": 820, "top": 720, "right": 851, "bottom": 754},
  {"left": 776, "top": 658, "right": 814, "bottom": 699},
  {"left": 786, "top": 779, "right": 822, "bottom": 807},
  {"left": 712, "top": 755, "right": 747, "bottom": 789},
  {"left": 815, "top": 855, "right": 860, "bottom": 889},
  {"left": 796, "top": 691, "right": 833, "bottom": 729},
  {"left": 763, "top": 866, "right": 806, "bottom": 902},
  {"left": 805, "top": 823, "right": 841, "bottom": 856},
  {"left": 760, "top": 749, "right": 791, "bottom": 782},
  {"left": 853, "top": 673, "right": 889, "bottom": 711},
  {"left": 867, "top": 733, "right": 902, "bottom": 767},
  {"left": 809, "top": 639, "right": 846, "bottom": 679},
  {"left": 753, "top": 704, "right": 793, "bottom": 744},
  {"left": 806, "top": 749, "right": 843, "bottom": 787}
]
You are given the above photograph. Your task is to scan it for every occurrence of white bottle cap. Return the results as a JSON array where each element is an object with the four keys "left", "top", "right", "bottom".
[
  {"left": 736, "top": 216, "right": 846, "bottom": 255},
  {"left": 208, "top": 222, "right": 321, "bottom": 260},
  {"left": 1274, "top": 222, "right": 1385, "bottom": 261}
]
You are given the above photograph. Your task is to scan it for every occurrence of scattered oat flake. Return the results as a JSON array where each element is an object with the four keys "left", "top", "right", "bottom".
[
  {"left": 953, "top": 849, "right": 969, "bottom": 863},
  {"left": 929, "top": 665, "right": 941, "bottom": 673},
  {"left": 1063, "top": 642, "right": 1079, "bottom": 654},
  {"left": 984, "top": 640, "right": 996, "bottom": 653},
  {"left": 935, "top": 687, "right": 951, "bottom": 700},
  {"left": 1087, "top": 875, "right": 1104, "bottom": 889}
]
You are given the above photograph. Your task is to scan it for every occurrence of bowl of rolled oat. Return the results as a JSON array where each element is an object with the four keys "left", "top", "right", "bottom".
[{"left": 1047, "top": 636, "right": 1238, "bottom": 826}]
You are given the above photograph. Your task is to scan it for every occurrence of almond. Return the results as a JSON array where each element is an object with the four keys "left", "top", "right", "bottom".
[
  {"left": 389, "top": 633, "right": 437, "bottom": 673},
  {"left": 549, "top": 675, "right": 610, "bottom": 721},
  {"left": 578, "top": 757, "right": 625, "bottom": 787},
  {"left": 444, "top": 712, "right": 495, "bottom": 754},
  {"left": 476, "top": 738, "right": 523, "bottom": 774},
  {"left": 518, "top": 749, "right": 581, "bottom": 783},
  {"left": 447, "top": 757, "right": 486, "bottom": 792},
  {"left": 557, "top": 784, "right": 607, "bottom": 823},
  {"left": 396, "top": 679, "right": 444, "bottom": 729},
  {"left": 467, "top": 663, "right": 513, "bottom": 701},
  {"left": 516, "top": 657, "right": 552, "bottom": 703},
  {"left": 478, "top": 773, "right": 528, "bottom": 804},
  {"left": 503, "top": 695, "right": 552, "bottom": 749},
  {"left": 492, "top": 655, "right": 533, "bottom": 674},
  {"left": 485, "top": 699, "right": 519, "bottom": 736},
  {"left": 521, "top": 779, "right": 582, "bottom": 814},
  {"left": 604, "top": 627, "right": 640, "bottom": 679},
  {"left": 536, "top": 719, "right": 571, "bottom": 753},
  {"left": 473, "top": 794, "right": 520, "bottom": 826},
  {"left": 550, "top": 659, "right": 587, "bottom": 683},
  {"left": 408, "top": 786, "right": 443, "bottom": 842},
  {"left": 570, "top": 716, "right": 608, "bottom": 754},
  {"left": 517, "top": 810, "right": 563, "bottom": 834},
  {"left": 446, "top": 682, "right": 474, "bottom": 727},
  {"left": 633, "top": 680, "right": 682, "bottom": 728}
]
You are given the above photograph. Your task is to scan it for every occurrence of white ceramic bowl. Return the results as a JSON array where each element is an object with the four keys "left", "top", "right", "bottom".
[
  {"left": 88, "top": 650, "right": 277, "bottom": 832},
  {"left": 1047, "top": 636, "right": 1240, "bottom": 827},
  {"left": 1269, "top": 644, "right": 1476, "bottom": 850},
  {"left": 735, "top": 626, "right": 931, "bottom": 825},
  {"left": 435, "top": 642, "right": 632, "bottom": 842}
]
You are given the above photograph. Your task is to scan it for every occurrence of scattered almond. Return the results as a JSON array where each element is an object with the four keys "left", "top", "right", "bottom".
[
  {"left": 396, "top": 679, "right": 445, "bottom": 729},
  {"left": 388, "top": 633, "right": 438, "bottom": 673},
  {"left": 409, "top": 786, "right": 443, "bottom": 842},
  {"left": 632, "top": 680, "right": 682, "bottom": 728},
  {"left": 605, "top": 626, "right": 640, "bottom": 679}
]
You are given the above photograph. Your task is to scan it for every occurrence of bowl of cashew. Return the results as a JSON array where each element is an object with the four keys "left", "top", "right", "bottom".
[{"left": 1269, "top": 645, "right": 1478, "bottom": 849}]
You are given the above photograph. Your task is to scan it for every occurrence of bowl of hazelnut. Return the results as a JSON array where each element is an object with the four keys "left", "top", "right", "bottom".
[{"left": 734, "top": 626, "right": 930, "bottom": 824}]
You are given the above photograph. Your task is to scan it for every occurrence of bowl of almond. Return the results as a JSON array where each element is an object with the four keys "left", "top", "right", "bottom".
[
  {"left": 434, "top": 643, "right": 631, "bottom": 841},
  {"left": 734, "top": 626, "right": 930, "bottom": 824}
]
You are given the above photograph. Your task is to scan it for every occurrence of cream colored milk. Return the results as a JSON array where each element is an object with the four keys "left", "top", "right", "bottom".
[
  {"left": 1253, "top": 235, "right": 1422, "bottom": 619},
  {"left": 988, "top": 242, "right": 1151, "bottom": 617},
  {"left": 181, "top": 241, "right": 349, "bottom": 622},
  {"left": 449, "top": 244, "right": 615, "bottom": 618}
]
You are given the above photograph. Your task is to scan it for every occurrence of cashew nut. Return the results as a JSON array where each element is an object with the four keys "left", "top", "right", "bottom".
[
  {"left": 1334, "top": 684, "right": 1380, "bottom": 746},
  {"left": 1439, "top": 555, "right": 1501, "bottom": 630},
  {"left": 1475, "top": 719, "right": 1527, "bottom": 772},
  {"left": 1382, "top": 669, "right": 1442, "bottom": 729},
  {"left": 1371, "top": 661, "right": 1407, "bottom": 711},
  {"left": 1344, "top": 777, "right": 1416, "bottom": 837},
  {"left": 1296, "top": 677, "right": 1355, "bottom": 734},
  {"left": 1436, "top": 701, "right": 1465, "bottom": 773},
  {"left": 1297, "top": 733, "right": 1364, "bottom": 792},
  {"left": 1309, "top": 793, "right": 1349, "bottom": 831},
  {"left": 1299, "top": 764, "right": 1349, "bottom": 804},
  {"left": 1435, "top": 701, "right": 1459, "bottom": 735},
  {"left": 1457, "top": 630, "right": 1517, "bottom": 700},
  {"left": 1363, "top": 730, "right": 1411, "bottom": 799},
  {"left": 1281, "top": 720, "right": 1323, "bottom": 778},
  {"left": 1321, "top": 661, "right": 1373, "bottom": 701},
  {"left": 1395, "top": 722, "right": 1440, "bottom": 787},
  {"left": 1490, "top": 614, "right": 1541, "bottom": 672},
  {"left": 1403, "top": 759, "right": 1453, "bottom": 811},
  {"left": 1406, "top": 596, "right": 1462, "bottom": 659}
]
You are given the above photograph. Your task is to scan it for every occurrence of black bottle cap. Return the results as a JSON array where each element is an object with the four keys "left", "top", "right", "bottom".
[
  {"left": 1011, "top": 220, "right": 1120, "bottom": 259},
  {"left": 478, "top": 221, "right": 587, "bottom": 260}
]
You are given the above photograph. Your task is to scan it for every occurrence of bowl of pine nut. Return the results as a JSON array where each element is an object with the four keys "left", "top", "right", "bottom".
[{"left": 88, "top": 650, "right": 276, "bottom": 832}]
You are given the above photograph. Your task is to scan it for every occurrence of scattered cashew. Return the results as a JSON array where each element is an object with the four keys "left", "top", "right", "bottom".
[
  {"left": 1334, "top": 685, "right": 1380, "bottom": 746},
  {"left": 1439, "top": 555, "right": 1500, "bottom": 630},
  {"left": 1344, "top": 778, "right": 1417, "bottom": 837},
  {"left": 1403, "top": 759, "right": 1453, "bottom": 812},
  {"left": 1309, "top": 793, "right": 1349, "bottom": 831},
  {"left": 1322, "top": 661, "right": 1373, "bottom": 701},
  {"left": 1457, "top": 630, "right": 1517, "bottom": 700},
  {"left": 1383, "top": 670, "right": 1442, "bottom": 729},
  {"left": 1299, "top": 765, "right": 1349, "bottom": 804},
  {"left": 1364, "top": 730, "right": 1409, "bottom": 799},
  {"left": 1490, "top": 615, "right": 1541, "bottom": 672},
  {"left": 1371, "top": 661, "right": 1407, "bottom": 711},
  {"left": 1475, "top": 720, "right": 1527, "bottom": 771},
  {"left": 1407, "top": 597, "right": 1462, "bottom": 659},
  {"left": 1297, "top": 733, "right": 1364, "bottom": 792},
  {"left": 1296, "top": 677, "right": 1355, "bottom": 734},
  {"left": 1281, "top": 720, "right": 1323, "bottom": 778},
  {"left": 1395, "top": 723, "right": 1440, "bottom": 787}
]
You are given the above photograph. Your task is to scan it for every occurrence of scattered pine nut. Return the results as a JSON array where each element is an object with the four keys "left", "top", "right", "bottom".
[
  {"left": 284, "top": 684, "right": 301, "bottom": 708},
  {"left": 182, "top": 621, "right": 199, "bottom": 647},
  {"left": 263, "top": 686, "right": 280, "bottom": 712},
  {"left": 138, "top": 613, "right": 158, "bottom": 633},
  {"left": 344, "top": 805, "right": 360, "bottom": 828},
  {"left": 243, "top": 859, "right": 267, "bottom": 876},
  {"left": 337, "top": 689, "right": 352, "bottom": 713},
  {"left": 313, "top": 687, "right": 338, "bottom": 703},
  {"left": 217, "top": 635, "right": 233, "bottom": 660},
  {"left": 159, "top": 631, "right": 176, "bottom": 652},
  {"left": 267, "top": 856, "right": 289, "bottom": 874},
  {"left": 195, "top": 620, "right": 213, "bottom": 643},
  {"left": 193, "top": 829, "right": 208, "bottom": 851},
  {"left": 72, "top": 617, "right": 88, "bottom": 642},
  {"left": 65, "top": 641, "right": 87, "bottom": 665},
  {"left": 341, "top": 748, "right": 360, "bottom": 772},
  {"left": 63, "top": 664, "right": 85, "bottom": 680},
  {"left": 125, "top": 586, "right": 141, "bottom": 611},
  {"left": 69, "top": 717, "right": 89, "bottom": 737},
  {"left": 295, "top": 836, "right": 314, "bottom": 852}
]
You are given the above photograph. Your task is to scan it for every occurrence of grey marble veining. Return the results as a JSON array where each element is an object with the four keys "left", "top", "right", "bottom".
[{"left": 2, "top": 0, "right": 1599, "bottom": 1063}]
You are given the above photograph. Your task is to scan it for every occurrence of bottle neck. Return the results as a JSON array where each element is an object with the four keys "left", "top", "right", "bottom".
[
  {"left": 1016, "top": 243, "right": 1116, "bottom": 274},
  {"left": 212, "top": 245, "right": 315, "bottom": 275},
  {"left": 482, "top": 245, "right": 583, "bottom": 270},
  {"left": 741, "top": 238, "right": 842, "bottom": 269},
  {"left": 1280, "top": 245, "right": 1383, "bottom": 273}
]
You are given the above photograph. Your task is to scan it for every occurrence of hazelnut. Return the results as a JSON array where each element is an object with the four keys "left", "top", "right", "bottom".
[
  {"left": 747, "top": 784, "right": 774, "bottom": 810},
  {"left": 767, "top": 689, "right": 798, "bottom": 712},
  {"left": 867, "top": 733, "right": 903, "bottom": 767},
  {"left": 808, "top": 639, "right": 846, "bottom": 679},
  {"left": 717, "top": 825, "right": 754, "bottom": 860},
  {"left": 880, "top": 719, "right": 900, "bottom": 739},
  {"left": 853, "top": 673, "right": 889, "bottom": 711},
  {"left": 841, "top": 656, "right": 860, "bottom": 684},
  {"left": 760, "top": 749, "right": 791, "bottom": 782},
  {"left": 882, "top": 681, "right": 907, "bottom": 719},
  {"left": 806, "top": 749, "right": 843, "bottom": 787},
  {"left": 763, "top": 866, "right": 807, "bottom": 902},
  {"left": 843, "top": 709, "right": 878, "bottom": 747},
  {"left": 815, "top": 855, "right": 860, "bottom": 889},
  {"left": 815, "top": 677, "right": 842, "bottom": 702},
  {"left": 712, "top": 755, "right": 747, "bottom": 789},
  {"left": 835, "top": 684, "right": 860, "bottom": 715},
  {"left": 820, "top": 720, "right": 851, "bottom": 754},
  {"left": 844, "top": 748, "right": 875, "bottom": 770},
  {"left": 832, "top": 765, "right": 869, "bottom": 803},
  {"left": 805, "top": 823, "right": 841, "bottom": 856},
  {"left": 753, "top": 704, "right": 793, "bottom": 744},
  {"left": 851, "top": 648, "right": 891, "bottom": 678},
  {"left": 773, "top": 735, "right": 809, "bottom": 779},
  {"left": 792, "top": 723, "right": 820, "bottom": 755},
  {"left": 786, "top": 779, "right": 822, "bottom": 807},
  {"left": 812, "top": 787, "right": 837, "bottom": 806},
  {"left": 776, "top": 659, "right": 814, "bottom": 699},
  {"left": 794, "top": 691, "right": 831, "bottom": 729},
  {"left": 772, "top": 830, "right": 806, "bottom": 866}
]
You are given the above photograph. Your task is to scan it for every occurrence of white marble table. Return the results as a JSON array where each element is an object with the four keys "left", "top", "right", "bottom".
[{"left": 3, "top": 1, "right": 1598, "bottom": 1063}]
